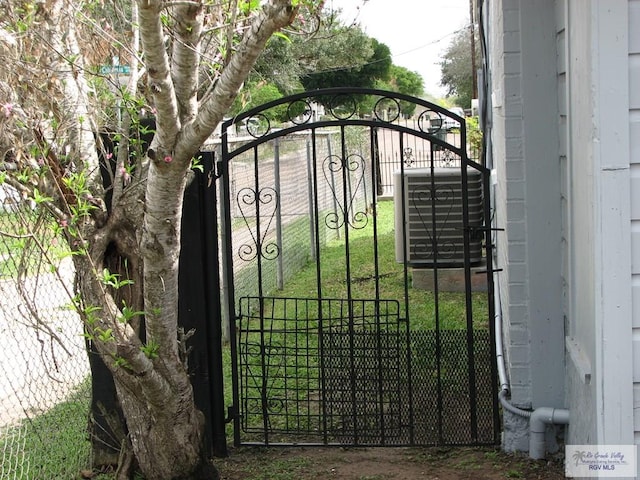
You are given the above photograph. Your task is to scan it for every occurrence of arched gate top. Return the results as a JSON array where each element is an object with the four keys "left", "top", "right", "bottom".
[{"left": 221, "top": 87, "right": 467, "bottom": 160}]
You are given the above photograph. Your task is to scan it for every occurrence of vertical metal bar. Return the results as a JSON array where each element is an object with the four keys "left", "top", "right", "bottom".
[
  {"left": 306, "top": 137, "right": 317, "bottom": 261},
  {"left": 460, "top": 122, "right": 479, "bottom": 442},
  {"left": 199, "top": 152, "right": 228, "bottom": 457},
  {"left": 369, "top": 127, "right": 386, "bottom": 445},
  {"left": 428, "top": 135, "right": 444, "bottom": 444},
  {"left": 220, "top": 158, "right": 232, "bottom": 345},
  {"left": 274, "top": 137, "right": 284, "bottom": 289},
  {"left": 338, "top": 125, "right": 359, "bottom": 444},
  {"left": 399, "top": 132, "right": 415, "bottom": 446},
  {"left": 311, "top": 131, "right": 330, "bottom": 444},
  {"left": 250, "top": 145, "right": 271, "bottom": 444}
]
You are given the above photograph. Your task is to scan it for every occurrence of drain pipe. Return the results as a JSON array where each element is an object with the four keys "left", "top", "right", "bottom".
[{"left": 493, "top": 270, "right": 570, "bottom": 460}]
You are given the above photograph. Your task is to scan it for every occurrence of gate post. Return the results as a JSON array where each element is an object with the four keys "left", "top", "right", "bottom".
[{"left": 178, "top": 151, "right": 228, "bottom": 457}]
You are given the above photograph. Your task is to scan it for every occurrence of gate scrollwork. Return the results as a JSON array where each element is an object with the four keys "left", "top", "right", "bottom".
[
  {"left": 323, "top": 153, "right": 369, "bottom": 231},
  {"left": 237, "top": 186, "right": 280, "bottom": 262}
]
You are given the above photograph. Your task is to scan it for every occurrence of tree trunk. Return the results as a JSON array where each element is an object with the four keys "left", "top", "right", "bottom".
[
  {"left": 115, "top": 374, "right": 213, "bottom": 479},
  {"left": 4, "top": 1, "right": 300, "bottom": 478}
]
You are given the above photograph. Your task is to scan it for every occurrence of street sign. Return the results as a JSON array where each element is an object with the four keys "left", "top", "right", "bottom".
[{"left": 99, "top": 65, "right": 131, "bottom": 75}]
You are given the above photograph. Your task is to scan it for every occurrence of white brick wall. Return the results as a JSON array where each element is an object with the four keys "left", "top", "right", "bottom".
[
  {"left": 492, "top": 0, "right": 534, "bottom": 408},
  {"left": 491, "top": 0, "right": 565, "bottom": 425}
]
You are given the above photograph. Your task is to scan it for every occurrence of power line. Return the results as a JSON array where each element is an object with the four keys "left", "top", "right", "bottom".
[{"left": 305, "top": 24, "right": 470, "bottom": 77}]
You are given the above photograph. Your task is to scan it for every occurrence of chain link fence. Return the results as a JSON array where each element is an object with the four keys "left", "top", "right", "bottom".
[
  {"left": 0, "top": 116, "right": 482, "bottom": 478},
  {"left": 219, "top": 129, "right": 376, "bottom": 338},
  {"left": 0, "top": 196, "right": 89, "bottom": 479}
]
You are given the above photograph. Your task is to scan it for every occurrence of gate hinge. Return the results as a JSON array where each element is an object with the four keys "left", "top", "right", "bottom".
[
  {"left": 465, "top": 226, "right": 505, "bottom": 232},
  {"left": 225, "top": 405, "right": 238, "bottom": 424},
  {"left": 475, "top": 268, "right": 503, "bottom": 275},
  {"left": 213, "top": 160, "right": 224, "bottom": 180}
]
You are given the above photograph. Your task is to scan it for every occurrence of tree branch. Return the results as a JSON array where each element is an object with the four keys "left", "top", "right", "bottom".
[
  {"left": 170, "top": 1, "right": 203, "bottom": 124},
  {"left": 137, "top": 0, "right": 180, "bottom": 155},
  {"left": 177, "top": 0, "right": 297, "bottom": 159}
]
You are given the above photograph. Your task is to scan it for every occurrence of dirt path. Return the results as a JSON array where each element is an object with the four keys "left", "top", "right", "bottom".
[{"left": 216, "top": 445, "right": 567, "bottom": 480}]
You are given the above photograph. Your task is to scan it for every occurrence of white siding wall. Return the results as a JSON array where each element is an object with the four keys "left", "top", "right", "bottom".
[
  {"left": 490, "top": 0, "right": 637, "bottom": 455},
  {"left": 630, "top": 0, "right": 640, "bottom": 448},
  {"left": 560, "top": 0, "right": 635, "bottom": 453},
  {"left": 562, "top": 0, "right": 598, "bottom": 446}
]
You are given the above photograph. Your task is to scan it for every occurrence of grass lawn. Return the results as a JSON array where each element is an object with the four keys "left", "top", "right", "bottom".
[{"left": 0, "top": 379, "right": 90, "bottom": 480}]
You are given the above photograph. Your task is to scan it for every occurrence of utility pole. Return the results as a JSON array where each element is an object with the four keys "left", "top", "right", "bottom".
[{"left": 469, "top": 0, "right": 478, "bottom": 101}]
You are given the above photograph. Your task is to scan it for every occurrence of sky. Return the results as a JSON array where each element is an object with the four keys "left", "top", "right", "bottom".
[{"left": 331, "top": 0, "right": 471, "bottom": 97}]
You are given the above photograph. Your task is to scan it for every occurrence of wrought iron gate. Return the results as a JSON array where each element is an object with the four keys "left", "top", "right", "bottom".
[{"left": 219, "top": 88, "right": 500, "bottom": 447}]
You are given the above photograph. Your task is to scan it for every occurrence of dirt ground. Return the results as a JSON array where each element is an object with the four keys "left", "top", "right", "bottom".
[{"left": 216, "top": 445, "right": 567, "bottom": 480}]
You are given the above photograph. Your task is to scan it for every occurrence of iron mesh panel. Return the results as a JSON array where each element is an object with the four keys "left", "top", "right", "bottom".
[
  {"left": 321, "top": 299, "right": 408, "bottom": 446},
  {"left": 410, "top": 329, "right": 496, "bottom": 445},
  {"left": 236, "top": 297, "right": 497, "bottom": 446},
  {"left": 237, "top": 297, "right": 406, "bottom": 445}
]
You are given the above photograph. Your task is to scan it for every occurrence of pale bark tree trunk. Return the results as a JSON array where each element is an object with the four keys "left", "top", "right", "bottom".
[
  {"left": 44, "top": 1, "right": 297, "bottom": 478},
  {"left": 1, "top": 0, "right": 299, "bottom": 476}
]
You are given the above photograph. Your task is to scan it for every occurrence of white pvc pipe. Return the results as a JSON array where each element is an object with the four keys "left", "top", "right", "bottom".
[
  {"left": 529, "top": 407, "right": 570, "bottom": 460},
  {"left": 493, "top": 268, "right": 570, "bottom": 460},
  {"left": 493, "top": 270, "right": 509, "bottom": 392}
]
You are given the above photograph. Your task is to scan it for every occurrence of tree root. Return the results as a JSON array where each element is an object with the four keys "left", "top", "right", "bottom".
[{"left": 115, "top": 438, "right": 136, "bottom": 480}]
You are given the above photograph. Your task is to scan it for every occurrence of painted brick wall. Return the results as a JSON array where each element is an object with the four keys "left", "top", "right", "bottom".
[
  {"left": 489, "top": 0, "right": 567, "bottom": 452},
  {"left": 491, "top": 0, "right": 533, "bottom": 409},
  {"left": 492, "top": 0, "right": 565, "bottom": 410}
]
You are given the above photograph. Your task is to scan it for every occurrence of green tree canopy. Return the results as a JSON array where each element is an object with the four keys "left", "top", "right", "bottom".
[
  {"left": 388, "top": 65, "right": 424, "bottom": 116},
  {"left": 439, "top": 27, "right": 480, "bottom": 108},
  {"left": 252, "top": 9, "right": 377, "bottom": 94},
  {"left": 300, "top": 36, "right": 391, "bottom": 90}
]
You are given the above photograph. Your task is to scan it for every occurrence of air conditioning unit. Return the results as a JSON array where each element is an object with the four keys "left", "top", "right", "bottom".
[{"left": 394, "top": 168, "right": 484, "bottom": 267}]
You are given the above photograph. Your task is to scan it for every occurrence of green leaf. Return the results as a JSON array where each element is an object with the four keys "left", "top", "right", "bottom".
[
  {"left": 239, "top": 0, "right": 260, "bottom": 15},
  {"left": 97, "top": 328, "right": 114, "bottom": 343},
  {"left": 114, "top": 356, "right": 131, "bottom": 369},
  {"left": 272, "top": 31, "right": 292, "bottom": 43},
  {"left": 140, "top": 340, "right": 160, "bottom": 360},
  {"left": 119, "top": 302, "right": 145, "bottom": 323},
  {"left": 32, "top": 188, "right": 53, "bottom": 205},
  {"left": 190, "top": 156, "right": 204, "bottom": 173}
]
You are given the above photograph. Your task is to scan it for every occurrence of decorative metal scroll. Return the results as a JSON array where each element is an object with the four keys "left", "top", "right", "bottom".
[
  {"left": 322, "top": 153, "right": 369, "bottom": 231},
  {"left": 223, "top": 89, "right": 465, "bottom": 158},
  {"left": 236, "top": 187, "right": 280, "bottom": 261}
]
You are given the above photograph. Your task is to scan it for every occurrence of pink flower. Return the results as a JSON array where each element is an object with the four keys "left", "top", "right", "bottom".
[
  {"left": 119, "top": 166, "right": 130, "bottom": 183},
  {"left": 163, "top": 155, "right": 172, "bottom": 163},
  {"left": 106, "top": 152, "right": 113, "bottom": 160},
  {"left": 60, "top": 219, "right": 68, "bottom": 228},
  {"left": 2, "top": 103, "right": 14, "bottom": 118}
]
